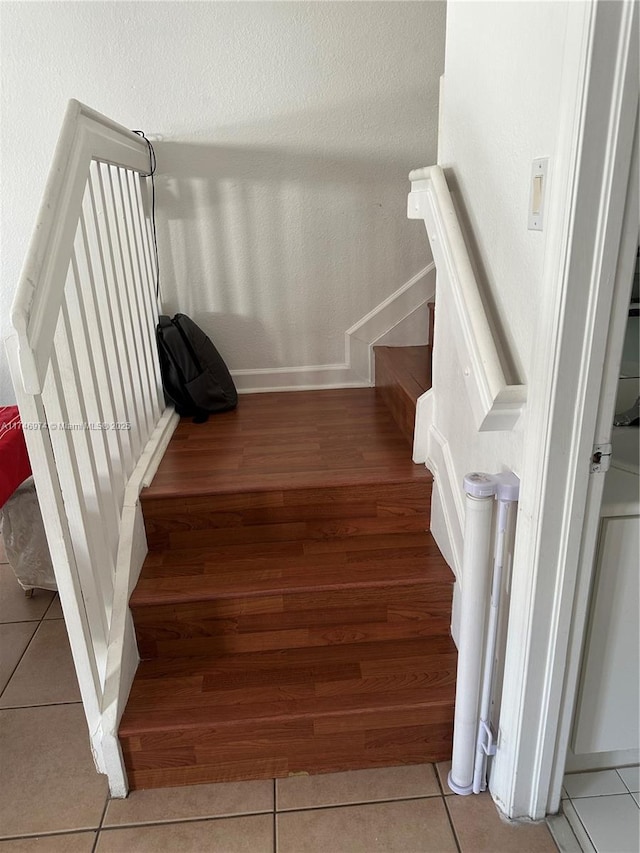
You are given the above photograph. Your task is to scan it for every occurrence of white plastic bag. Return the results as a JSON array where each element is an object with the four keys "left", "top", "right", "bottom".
[{"left": 1, "top": 477, "right": 56, "bottom": 591}]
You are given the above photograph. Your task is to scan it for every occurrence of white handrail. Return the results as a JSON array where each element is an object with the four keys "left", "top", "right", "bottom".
[
  {"left": 408, "top": 165, "right": 526, "bottom": 431},
  {"left": 11, "top": 100, "right": 150, "bottom": 395},
  {"left": 5, "top": 100, "right": 178, "bottom": 793}
]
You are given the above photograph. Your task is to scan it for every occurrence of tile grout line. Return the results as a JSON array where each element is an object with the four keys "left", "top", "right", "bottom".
[
  {"left": 0, "top": 616, "right": 55, "bottom": 625},
  {"left": 273, "top": 778, "right": 278, "bottom": 853},
  {"left": 0, "top": 700, "right": 84, "bottom": 711},
  {"left": 433, "top": 763, "right": 445, "bottom": 797},
  {"left": 548, "top": 812, "right": 585, "bottom": 853},
  {"left": 433, "top": 763, "right": 463, "bottom": 853},
  {"left": 0, "top": 619, "right": 42, "bottom": 703},
  {"left": 0, "top": 829, "right": 99, "bottom": 844},
  {"left": 92, "top": 809, "right": 291, "bottom": 849},
  {"left": 442, "top": 796, "right": 463, "bottom": 853},
  {"left": 3, "top": 563, "right": 97, "bottom": 849},
  {"left": 0, "top": 573, "right": 56, "bottom": 702},
  {"left": 0, "top": 810, "right": 281, "bottom": 844},
  {"left": 615, "top": 769, "right": 628, "bottom": 795},
  {"left": 565, "top": 793, "right": 604, "bottom": 853},
  {"left": 42, "top": 593, "right": 61, "bottom": 619},
  {"left": 567, "top": 790, "right": 638, "bottom": 799},
  {"left": 275, "top": 791, "right": 444, "bottom": 814},
  {"left": 570, "top": 789, "right": 640, "bottom": 852},
  {"left": 564, "top": 763, "right": 640, "bottom": 800},
  {"left": 615, "top": 767, "right": 640, "bottom": 797},
  {"left": 91, "top": 794, "right": 111, "bottom": 853},
  {"left": 78, "top": 808, "right": 280, "bottom": 834}
]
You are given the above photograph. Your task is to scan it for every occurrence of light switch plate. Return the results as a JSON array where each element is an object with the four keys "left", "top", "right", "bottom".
[{"left": 528, "top": 157, "right": 549, "bottom": 231}]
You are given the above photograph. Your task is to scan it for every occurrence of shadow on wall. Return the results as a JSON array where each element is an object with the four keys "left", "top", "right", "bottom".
[{"left": 152, "top": 105, "right": 431, "bottom": 373}]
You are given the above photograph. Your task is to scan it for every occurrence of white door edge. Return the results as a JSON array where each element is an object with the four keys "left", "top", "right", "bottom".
[
  {"left": 548, "top": 118, "right": 639, "bottom": 811},
  {"left": 489, "top": 0, "right": 639, "bottom": 820}
]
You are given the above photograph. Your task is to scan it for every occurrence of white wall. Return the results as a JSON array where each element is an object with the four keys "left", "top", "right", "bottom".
[
  {"left": 0, "top": 1, "right": 446, "bottom": 404},
  {"left": 426, "top": 0, "right": 570, "bottom": 539},
  {"left": 424, "top": 0, "right": 625, "bottom": 819}
]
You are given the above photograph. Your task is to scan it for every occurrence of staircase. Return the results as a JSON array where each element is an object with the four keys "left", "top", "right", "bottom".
[{"left": 119, "top": 341, "right": 456, "bottom": 790}]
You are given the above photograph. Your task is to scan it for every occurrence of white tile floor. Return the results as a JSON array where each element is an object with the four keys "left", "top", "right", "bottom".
[{"left": 562, "top": 768, "right": 640, "bottom": 853}]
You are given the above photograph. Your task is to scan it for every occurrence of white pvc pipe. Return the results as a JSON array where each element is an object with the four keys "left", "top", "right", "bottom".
[
  {"left": 448, "top": 475, "right": 496, "bottom": 795},
  {"left": 472, "top": 496, "right": 511, "bottom": 793}
]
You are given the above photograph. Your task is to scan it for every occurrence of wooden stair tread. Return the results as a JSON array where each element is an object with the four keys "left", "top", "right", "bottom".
[
  {"left": 143, "top": 389, "right": 428, "bottom": 500},
  {"left": 120, "top": 636, "right": 457, "bottom": 735},
  {"left": 131, "top": 532, "right": 452, "bottom": 607},
  {"left": 374, "top": 346, "right": 432, "bottom": 404}
]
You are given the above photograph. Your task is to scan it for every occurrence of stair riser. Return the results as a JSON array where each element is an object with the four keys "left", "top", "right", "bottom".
[
  {"left": 145, "top": 514, "right": 428, "bottom": 552},
  {"left": 374, "top": 346, "right": 431, "bottom": 448},
  {"left": 133, "top": 583, "right": 453, "bottom": 658},
  {"left": 142, "top": 482, "right": 430, "bottom": 551},
  {"left": 121, "top": 710, "right": 454, "bottom": 789},
  {"left": 375, "top": 383, "right": 415, "bottom": 448}
]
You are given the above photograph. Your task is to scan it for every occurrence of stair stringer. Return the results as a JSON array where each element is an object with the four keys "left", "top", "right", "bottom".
[
  {"left": 413, "top": 389, "right": 465, "bottom": 647},
  {"left": 100, "top": 407, "right": 180, "bottom": 797}
]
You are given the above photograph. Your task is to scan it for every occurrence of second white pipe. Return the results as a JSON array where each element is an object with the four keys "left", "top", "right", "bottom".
[
  {"left": 448, "top": 485, "right": 495, "bottom": 795},
  {"left": 472, "top": 496, "right": 510, "bottom": 793}
]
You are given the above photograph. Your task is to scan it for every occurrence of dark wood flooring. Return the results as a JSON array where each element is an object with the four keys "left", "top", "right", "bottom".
[
  {"left": 120, "top": 358, "right": 455, "bottom": 789},
  {"left": 144, "top": 389, "right": 430, "bottom": 498}
]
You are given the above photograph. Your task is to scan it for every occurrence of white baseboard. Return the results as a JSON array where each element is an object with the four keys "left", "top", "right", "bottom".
[
  {"left": 426, "top": 424, "right": 464, "bottom": 581},
  {"left": 412, "top": 392, "right": 465, "bottom": 648},
  {"left": 232, "top": 364, "right": 365, "bottom": 394},
  {"left": 413, "top": 388, "right": 433, "bottom": 464},
  {"left": 231, "top": 264, "right": 436, "bottom": 393},
  {"left": 564, "top": 746, "right": 640, "bottom": 773},
  {"left": 428, "top": 425, "right": 465, "bottom": 647},
  {"left": 347, "top": 263, "right": 436, "bottom": 385}
]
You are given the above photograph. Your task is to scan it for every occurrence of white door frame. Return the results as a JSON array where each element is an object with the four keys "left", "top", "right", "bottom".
[
  {"left": 550, "top": 121, "right": 638, "bottom": 797},
  {"left": 489, "top": 0, "right": 638, "bottom": 820}
]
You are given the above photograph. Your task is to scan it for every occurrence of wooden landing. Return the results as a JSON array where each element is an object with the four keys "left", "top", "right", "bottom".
[
  {"left": 121, "top": 388, "right": 455, "bottom": 789},
  {"left": 144, "top": 388, "right": 429, "bottom": 499}
]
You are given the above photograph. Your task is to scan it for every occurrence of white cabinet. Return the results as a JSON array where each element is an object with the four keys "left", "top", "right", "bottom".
[{"left": 572, "top": 510, "right": 640, "bottom": 755}]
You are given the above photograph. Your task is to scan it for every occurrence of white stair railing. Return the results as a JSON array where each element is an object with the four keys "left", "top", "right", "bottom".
[
  {"left": 408, "top": 166, "right": 526, "bottom": 431},
  {"left": 5, "top": 100, "right": 178, "bottom": 795}
]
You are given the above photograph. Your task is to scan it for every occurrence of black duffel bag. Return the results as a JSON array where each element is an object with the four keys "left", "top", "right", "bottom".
[{"left": 156, "top": 313, "right": 237, "bottom": 421}]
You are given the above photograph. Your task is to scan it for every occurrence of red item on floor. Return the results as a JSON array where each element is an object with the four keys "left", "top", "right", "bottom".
[{"left": 0, "top": 406, "right": 32, "bottom": 509}]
